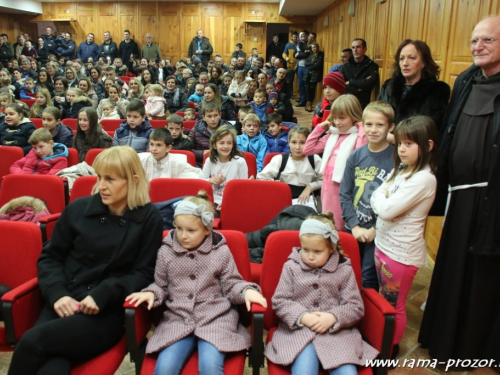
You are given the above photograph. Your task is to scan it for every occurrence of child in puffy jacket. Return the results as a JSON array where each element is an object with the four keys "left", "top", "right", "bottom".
[{"left": 10, "top": 128, "right": 68, "bottom": 175}]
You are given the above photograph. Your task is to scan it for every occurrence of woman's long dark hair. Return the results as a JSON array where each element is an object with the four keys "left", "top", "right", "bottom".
[{"left": 76, "top": 107, "right": 101, "bottom": 146}]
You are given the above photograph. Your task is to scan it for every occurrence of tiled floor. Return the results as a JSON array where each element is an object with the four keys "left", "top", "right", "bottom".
[{"left": 2, "top": 101, "right": 498, "bottom": 374}]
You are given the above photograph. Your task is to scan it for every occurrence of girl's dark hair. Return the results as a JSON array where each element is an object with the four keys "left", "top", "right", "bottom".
[
  {"left": 388, "top": 115, "right": 439, "bottom": 183},
  {"left": 208, "top": 125, "right": 242, "bottom": 163},
  {"left": 6, "top": 103, "right": 25, "bottom": 118},
  {"left": 141, "top": 68, "right": 157, "bottom": 85},
  {"left": 76, "top": 107, "right": 100, "bottom": 146},
  {"left": 393, "top": 39, "right": 441, "bottom": 80},
  {"left": 202, "top": 83, "right": 222, "bottom": 109}
]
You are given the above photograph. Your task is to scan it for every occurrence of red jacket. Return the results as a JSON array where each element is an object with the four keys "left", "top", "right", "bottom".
[{"left": 10, "top": 143, "right": 68, "bottom": 175}]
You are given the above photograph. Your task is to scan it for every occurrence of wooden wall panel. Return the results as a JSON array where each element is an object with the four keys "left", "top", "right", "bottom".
[
  {"left": 25, "top": 1, "right": 310, "bottom": 66},
  {"left": 0, "top": 14, "right": 37, "bottom": 44}
]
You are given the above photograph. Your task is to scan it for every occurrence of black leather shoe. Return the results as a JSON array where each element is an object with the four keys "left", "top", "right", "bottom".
[{"left": 295, "top": 102, "right": 306, "bottom": 107}]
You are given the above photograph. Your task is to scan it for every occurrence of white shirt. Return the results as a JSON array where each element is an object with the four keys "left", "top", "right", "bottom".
[
  {"left": 138, "top": 153, "right": 201, "bottom": 181},
  {"left": 200, "top": 156, "right": 248, "bottom": 204},
  {"left": 257, "top": 154, "right": 323, "bottom": 191},
  {"left": 370, "top": 166, "right": 436, "bottom": 268}
]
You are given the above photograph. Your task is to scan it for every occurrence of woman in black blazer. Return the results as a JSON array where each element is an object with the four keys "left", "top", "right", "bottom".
[{"left": 8, "top": 146, "right": 163, "bottom": 375}]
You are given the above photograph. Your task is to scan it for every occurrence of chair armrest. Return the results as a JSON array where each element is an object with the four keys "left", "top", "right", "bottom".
[
  {"left": 213, "top": 218, "right": 221, "bottom": 229},
  {"left": 2, "top": 278, "right": 42, "bottom": 344},
  {"left": 362, "top": 289, "right": 396, "bottom": 375},
  {"left": 249, "top": 303, "right": 265, "bottom": 375},
  {"left": 39, "top": 213, "right": 62, "bottom": 243},
  {"left": 124, "top": 300, "right": 154, "bottom": 374}
]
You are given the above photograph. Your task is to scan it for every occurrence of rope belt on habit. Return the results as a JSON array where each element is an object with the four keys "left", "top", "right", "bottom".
[{"left": 443, "top": 182, "right": 488, "bottom": 226}]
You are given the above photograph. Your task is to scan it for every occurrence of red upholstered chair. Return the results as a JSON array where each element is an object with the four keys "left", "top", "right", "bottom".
[
  {"left": 169, "top": 150, "right": 197, "bottom": 167},
  {"left": 183, "top": 120, "right": 197, "bottom": 130},
  {"left": 70, "top": 176, "right": 97, "bottom": 202},
  {"left": 0, "top": 222, "right": 43, "bottom": 352},
  {"left": 84, "top": 148, "right": 106, "bottom": 167},
  {"left": 217, "top": 179, "right": 291, "bottom": 234},
  {"left": 20, "top": 98, "right": 36, "bottom": 107},
  {"left": 0, "top": 174, "right": 66, "bottom": 242},
  {"left": 149, "top": 178, "right": 214, "bottom": 204},
  {"left": 3, "top": 280, "right": 127, "bottom": 374},
  {"left": 124, "top": 230, "right": 262, "bottom": 375},
  {"left": 255, "top": 231, "right": 395, "bottom": 375},
  {"left": 263, "top": 152, "right": 281, "bottom": 168},
  {"left": 62, "top": 118, "right": 78, "bottom": 131},
  {"left": 29, "top": 118, "right": 43, "bottom": 128},
  {"left": 119, "top": 76, "right": 132, "bottom": 84},
  {"left": 202, "top": 152, "right": 257, "bottom": 179},
  {"left": 188, "top": 101, "right": 196, "bottom": 110},
  {"left": 67, "top": 147, "right": 79, "bottom": 167},
  {"left": 0, "top": 146, "right": 24, "bottom": 185},
  {"left": 175, "top": 111, "right": 199, "bottom": 119},
  {"left": 149, "top": 120, "right": 166, "bottom": 129},
  {"left": 99, "top": 119, "right": 123, "bottom": 132}
]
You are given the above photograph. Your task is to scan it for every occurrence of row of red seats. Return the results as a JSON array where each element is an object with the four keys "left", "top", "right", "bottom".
[{"left": 0, "top": 221, "right": 395, "bottom": 375}]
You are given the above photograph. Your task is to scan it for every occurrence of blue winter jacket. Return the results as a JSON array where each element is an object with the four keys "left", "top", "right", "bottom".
[
  {"left": 249, "top": 101, "right": 268, "bottom": 123},
  {"left": 264, "top": 130, "right": 290, "bottom": 155},
  {"left": 112, "top": 118, "right": 153, "bottom": 153},
  {"left": 77, "top": 41, "right": 100, "bottom": 62},
  {"left": 237, "top": 132, "right": 267, "bottom": 172}
]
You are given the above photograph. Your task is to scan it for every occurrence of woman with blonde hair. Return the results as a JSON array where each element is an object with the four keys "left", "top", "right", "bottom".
[
  {"left": 7, "top": 146, "right": 163, "bottom": 375},
  {"left": 127, "top": 77, "right": 144, "bottom": 100}
]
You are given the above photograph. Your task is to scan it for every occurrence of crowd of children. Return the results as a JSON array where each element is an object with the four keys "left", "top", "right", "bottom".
[{"left": 1, "top": 46, "right": 440, "bottom": 374}]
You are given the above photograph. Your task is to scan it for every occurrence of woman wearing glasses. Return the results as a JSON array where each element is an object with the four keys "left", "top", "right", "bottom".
[{"left": 378, "top": 39, "right": 450, "bottom": 133}]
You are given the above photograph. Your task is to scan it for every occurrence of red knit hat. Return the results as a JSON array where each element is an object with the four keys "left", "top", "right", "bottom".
[{"left": 322, "top": 72, "right": 346, "bottom": 93}]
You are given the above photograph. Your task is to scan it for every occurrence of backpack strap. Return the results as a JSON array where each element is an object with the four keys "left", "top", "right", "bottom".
[
  {"left": 277, "top": 153, "right": 316, "bottom": 181},
  {"left": 276, "top": 152, "right": 289, "bottom": 181}
]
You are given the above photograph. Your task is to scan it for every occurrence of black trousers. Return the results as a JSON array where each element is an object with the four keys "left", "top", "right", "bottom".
[
  {"left": 306, "top": 80, "right": 319, "bottom": 102},
  {"left": 8, "top": 304, "right": 124, "bottom": 375}
]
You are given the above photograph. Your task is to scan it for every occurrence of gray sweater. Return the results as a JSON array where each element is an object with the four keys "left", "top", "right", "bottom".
[{"left": 340, "top": 144, "right": 394, "bottom": 230}]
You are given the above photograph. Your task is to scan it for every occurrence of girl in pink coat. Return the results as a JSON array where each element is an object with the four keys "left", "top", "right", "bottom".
[
  {"left": 126, "top": 193, "right": 267, "bottom": 375},
  {"left": 265, "top": 214, "right": 378, "bottom": 374},
  {"left": 303, "top": 95, "right": 367, "bottom": 231}
]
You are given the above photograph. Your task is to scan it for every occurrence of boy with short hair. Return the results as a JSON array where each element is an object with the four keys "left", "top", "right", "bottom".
[
  {"left": 249, "top": 89, "right": 268, "bottom": 125},
  {"left": 183, "top": 108, "right": 196, "bottom": 121},
  {"left": 237, "top": 113, "right": 267, "bottom": 172},
  {"left": 234, "top": 105, "right": 254, "bottom": 136},
  {"left": 113, "top": 99, "right": 153, "bottom": 152},
  {"left": 188, "top": 84, "right": 204, "bottom": 105},
  {"left": 188, "top": 102, "right": 233, "bottom": 167},
  {"left": 42, "top": 106, "right": 73, "bottom": 147},
  {"left": 264, "top": 113, "right": 289, "bottom": 155},
  {"left": 340, "top": 100, "right": 396, "bottom": 289},
  {"left": 138, "top": 127, "right": 200, "bottom": 181},
  {"left": 167, "top": 114, "right": 193, "bottom": 151},
  {"left": 10, "top": 128, "right": 68, "bottom": 175},
  {"left": 20, "top": 77, "right": 37, "bottom": 99},
  {"left": 231, "top": 43, "right": 246, "bottom": 60},
  {"left": 266, "top": 90, "right": 285, "bottom": 116}
]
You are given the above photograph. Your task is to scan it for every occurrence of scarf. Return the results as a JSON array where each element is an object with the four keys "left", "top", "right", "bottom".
[
  {"left": 166, "top": 88, "right": 180, "bottom": 107},
  {"left": 319, "top": 125, "right": 359, "bottom": 183}
]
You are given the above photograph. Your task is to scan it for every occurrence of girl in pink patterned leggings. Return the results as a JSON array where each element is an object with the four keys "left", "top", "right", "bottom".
[{"left": 370, "top": 116, "right": 438, "bottom": 354}]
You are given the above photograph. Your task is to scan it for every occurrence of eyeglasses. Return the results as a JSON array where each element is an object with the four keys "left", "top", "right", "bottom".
[{"left": 467, "top": 37, "right": 498, "bottom": 46}]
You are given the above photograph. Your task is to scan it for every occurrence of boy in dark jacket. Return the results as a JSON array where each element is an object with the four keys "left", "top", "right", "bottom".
[
  {"left": 42, "top": 106, "right": 73, "bottom": 148},
  {"left": 167, "top": 114, "right": 193, "bottom": 151},
  {"left": 112, "top": 99, "right": 153, "bottom": 153},
  {"left": 266, "top": 90, "right": 285, "bottom": 116},
  {"left": 188, "top": 102, "right": 233, "bottom": 167},
  {"left": 20, "top": 77, "right": 37, "bottom": 99}
]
